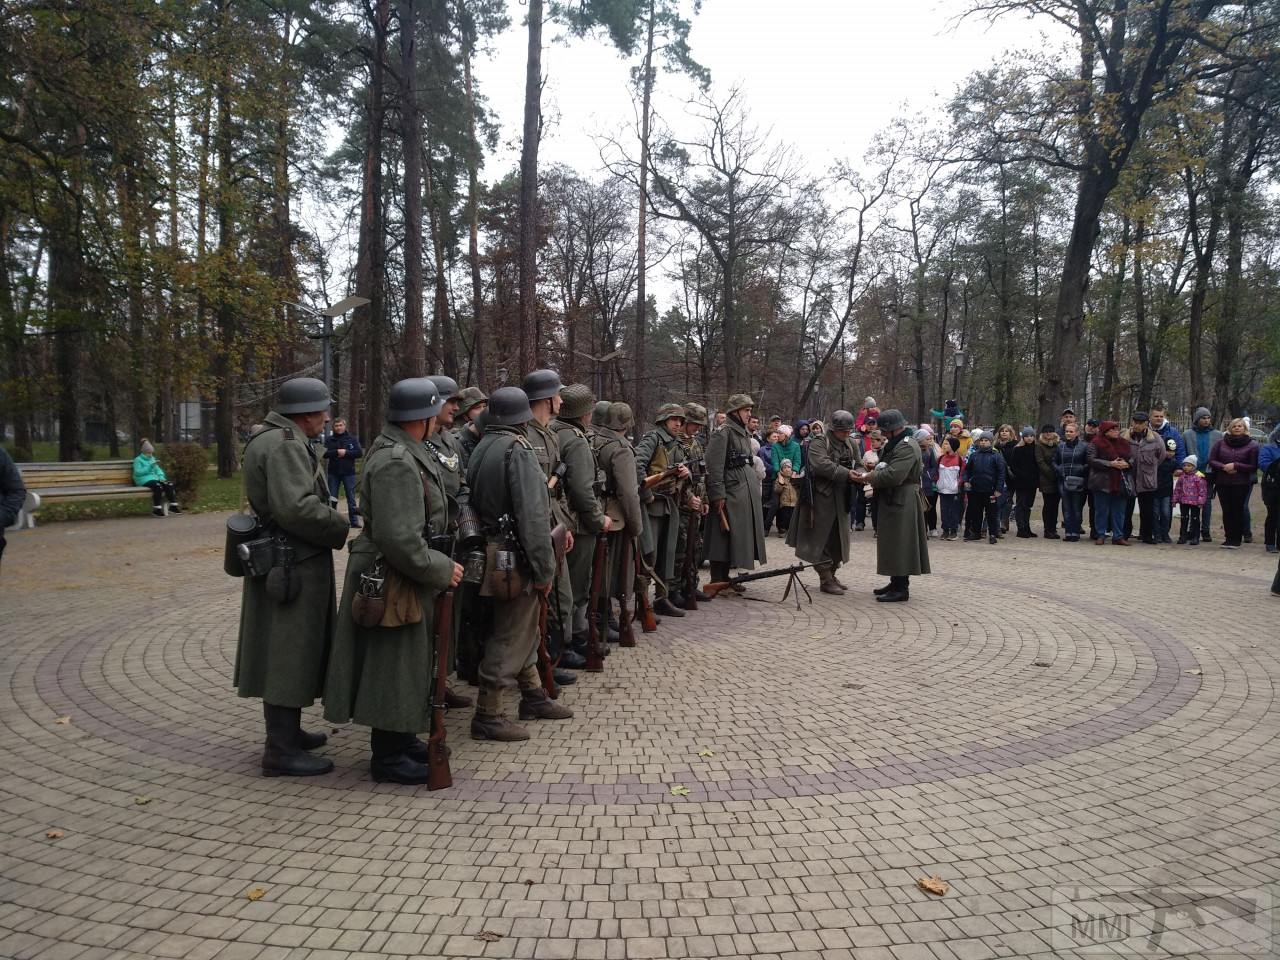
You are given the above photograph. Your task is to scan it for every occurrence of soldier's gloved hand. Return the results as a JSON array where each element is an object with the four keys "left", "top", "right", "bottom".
[{"left": 449, "top": 562, "right": 464, "bottom": 588}]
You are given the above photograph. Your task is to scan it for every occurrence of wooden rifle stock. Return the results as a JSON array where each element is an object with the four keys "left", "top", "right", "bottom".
[
  {"left": 536, "top": 591, "right": 559, "bottom": 699},
  {"left": 682, "top": 510, "right": 699, "bottom": 611},
  {"left": 617, "top": 533, "right": 636, "bottom": 648},
  {"left": 716, "top": 499, "right": 730, "bottom": 532},
  {"left": 641, "top": 456, "right": 704, "bottom": 492},
  {"left": 634, "top": 539, "right": 659, "bottom": 633},
  {"left": 427, "top": 590, "right": 454, "bottom": 790},
  {"left": 585, "top": 534, "right": 607, "bottom": 672},
  {"left": 703, "top": 562, "right": 809, "bottom": 599}
]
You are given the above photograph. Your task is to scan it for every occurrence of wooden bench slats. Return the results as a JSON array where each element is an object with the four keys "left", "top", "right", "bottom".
[{"left": 17, "top": 460, "right": 153, "bottom": 516}]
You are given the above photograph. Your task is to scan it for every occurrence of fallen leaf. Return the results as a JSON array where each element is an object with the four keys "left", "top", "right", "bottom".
[
  {"left": 670, "top": 785, "right": 690, "bottom": 797},
  {"left": 1183, "top": 669, "right": 1203, "bottom": 676},
  {"left": 523, "top": 879, "right": 534, "bottom": 886},
  {"left": 246, "top": 887, "right": 267, "bottom": 901},
  {"left": 474, "top": 931, "right": 503, "bottom": 942},
  {"left": 54, "top": 716, "right": 71, "bottom": 726},
  {"left": 917, "top": 875, "right": 949, "bottom": 896},
  {"left": 809, "top": 635, "right": 823, "bottom": 640},
  {"left": 45, "top": 829, "right": 65, "bottom": 840},
  {"left": 133, "top": 796, "right": 152, "bottom": 806},
  {"left": 697, "top": 748, "right": 714, "bottom": 758},
  {"left": 842, "top": 683, "right": 864, "bottom": 690},
  {"left": 1032, "top": 661, "right": 1051, "bottom": 668}
]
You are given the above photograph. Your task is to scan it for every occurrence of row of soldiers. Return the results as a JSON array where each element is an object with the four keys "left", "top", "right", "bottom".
[{"left": 232, "top": 373, "right": 772, "bottom": 785}]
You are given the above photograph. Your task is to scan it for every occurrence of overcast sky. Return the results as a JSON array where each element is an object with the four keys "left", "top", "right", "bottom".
[{"left": 475, "top": 0, "right": 1059, "bottom": 179}]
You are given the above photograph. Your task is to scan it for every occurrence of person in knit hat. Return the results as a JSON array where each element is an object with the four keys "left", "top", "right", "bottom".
[
  {"left": 133, "top": 440, "right": 180, "bottom": 517},
  {"left": 1182, "top": 408, "right": 1223, "bottom": 540},
  {"left": 855, "top": 397, "right": 879, "bottom": 433},
  {"left": 1173, "top": 454, "right": 1208, "bottom": 544}
]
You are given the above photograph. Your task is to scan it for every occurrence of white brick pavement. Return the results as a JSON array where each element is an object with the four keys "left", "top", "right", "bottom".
[{"left": 0, "top": 514, "right": 1277, "bottom": 959}]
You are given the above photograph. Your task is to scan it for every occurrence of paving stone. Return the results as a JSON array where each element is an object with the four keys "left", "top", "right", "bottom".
[{"left": 1, "top": 511, "right": 1275, "bottom": 959}]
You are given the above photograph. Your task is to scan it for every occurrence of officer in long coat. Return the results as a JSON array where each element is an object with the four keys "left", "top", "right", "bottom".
[
  {"left": 703, "top": 394, "right": 767, "bottom": 585},
  {"left": 592, "top": 402, "right": 643, "bottom": 638},
  {"left": 552, "top": 384, "right": 612, "bottom": 660},
  {"left": 522, "top": 369, "right": 578, "bottom": 684},
  {"left": 467, "top": 387, "right": 573, "bottom": 741},
  {"left": 635, "top": 403, "right": 689, "bottom": 618},
  {"left": 855, "top": 408, "right": 930, "bottom": 602},
  {"left": 787, "top": 409, "right": 858, "bottom": 594},
  {"left": 235, "top": 377, "right": 350, "bottom": 777},
  {"left": 324, "top": 379, "right": 464, "bottom": 783}
]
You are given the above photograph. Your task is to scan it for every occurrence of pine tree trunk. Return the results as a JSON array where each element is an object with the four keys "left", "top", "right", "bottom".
[
  {"left": 399, "top": 0, "right": 426, "bottom": 377},
  {"left": 463, "top": 48, "right": 486, "bottom": 385},
  {"left": 213, "top": 11, "right": 238, "bottom": 479},
  {"left": 518, "top": 0, "right": 543, "bottom": 372},
  {"left": 633, "top": 0, "right": 655, "bottom": 418}
]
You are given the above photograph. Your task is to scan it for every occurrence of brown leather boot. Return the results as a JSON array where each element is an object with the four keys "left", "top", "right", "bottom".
[
  {"left": 518, "top": 689, "right": 574, "bottom": 720},
  {"left": 470, "top": 713, "right": 530, "bottom": 741},
  {"left": 653, "top": 597, "right": 686, "bottom": 617},
  {"left": 817, "top": 566, "right": 845, "bottom": 595},
  {"left": 830, "top": 567, "right": 849, "bottom": 590},
  {"left": 444, "top": 686, "right": 473, "bottom": 708}
]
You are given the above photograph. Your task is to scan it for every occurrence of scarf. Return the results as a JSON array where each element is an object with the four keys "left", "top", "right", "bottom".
[
  {"left": 881, "top": 428, "right": 908, "bottom": 463},
  {"left": 1224, "top": 433, "right": 1251, "bottom": 449}
]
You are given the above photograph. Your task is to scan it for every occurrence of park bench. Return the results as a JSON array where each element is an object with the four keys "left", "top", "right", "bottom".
[{"left": 17, "top": 461, "right": 162, "bottom": 526}]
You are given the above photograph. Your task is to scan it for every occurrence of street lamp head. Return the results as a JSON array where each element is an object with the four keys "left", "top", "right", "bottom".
[
  {"left": 322, "top": 295, "right": 371, "bottom": 317},
  {"left": 953, "top": 349, "right": 967, "bottom": 369}
]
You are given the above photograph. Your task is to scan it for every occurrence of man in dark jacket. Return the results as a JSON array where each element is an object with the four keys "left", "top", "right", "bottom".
[
  {"left": 1183, "top": 407, "right": 1224, "bottom": 541},
  {"left": 1004, "top": 426, "right": 1040, "bottom": 537},
  {"left": 0, "top": 446, "right": 27, "bottom": 571},
  {"left": 324, "top": 418, "right": 363, "bottom": 528},
  {"left": 962, "top": 431, "right": 1007, "bottom": 543}
]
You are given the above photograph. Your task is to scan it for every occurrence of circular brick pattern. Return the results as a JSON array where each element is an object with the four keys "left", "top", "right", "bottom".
[{"left": 2, "top": 514, "right": 1277, "bottom": 959}]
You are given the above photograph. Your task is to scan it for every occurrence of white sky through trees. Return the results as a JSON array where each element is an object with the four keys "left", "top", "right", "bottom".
[{"left": 477, "top": 0, "right": 1060, "bottom": 175}]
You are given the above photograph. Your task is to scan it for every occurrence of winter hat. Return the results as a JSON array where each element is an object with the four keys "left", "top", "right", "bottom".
[
  {"left": 864, "top": 396, "right": 876, "bottom": 408},
  {"left": 141, "top": 440, "right": 155, "bottom": 455},
  {"left": 913, "top": 428, "right": 932, "bottom": 442},
  {"left": 1183, "top": 454, "right": 1198, "bottom": 467},
  {"left": 1039, "top": 424, "right": 1057, "bottom": 435},
  {"left": 1020, "top": 425, "right": 1036, "bottom": 438},
  {"left": 946, "top": 436, "right": 961, "bottom": 452},
  {"left": 781, "top": 458, "right": 793, "bottom": 469},
  {"left": 1193, "top": 406, "right": 1212, "bottom": 423},
  {"left": 917, "top": 424, "right": 934, "bottom": 437}
]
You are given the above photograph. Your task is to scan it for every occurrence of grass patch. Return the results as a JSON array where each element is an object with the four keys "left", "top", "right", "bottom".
[
  {"left": 4, "top": 441, "right": 219, "bottom": 465},
  {"left": 37, "top": 474, "right": 243, "bottom": 523}
]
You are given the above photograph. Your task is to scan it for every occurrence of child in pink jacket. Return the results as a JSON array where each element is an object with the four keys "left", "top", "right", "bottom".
[{"left": 1173, "top": 454, "right": 1209, "bottom": 544}]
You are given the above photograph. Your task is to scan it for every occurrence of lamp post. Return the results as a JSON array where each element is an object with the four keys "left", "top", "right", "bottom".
[
  {"left": 283, "top": 295, "right": 369, "bottom": 438},
  {"left": 951, "top": 348, "right": 966, "bottom": 403}
]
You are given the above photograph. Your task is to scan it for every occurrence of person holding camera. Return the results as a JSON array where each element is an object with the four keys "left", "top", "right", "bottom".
[
  {"left": 324, "top": 378, "right": 464, "bottom": 784},
  {"left": 466, "top": 386, "right": 572, "bottom": 741},
  {"left": 235, "top": 377, "right": 350, "bottom": 777}
]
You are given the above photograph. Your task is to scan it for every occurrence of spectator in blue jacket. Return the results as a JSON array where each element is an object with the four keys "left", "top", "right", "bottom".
[
  {"left": 1182, "top": 408, "right": 1223, "bottom": 541},
  {"left": 133, "top": 440, "right": 180, "bottom": 517},
  {"left": 961, "top": 431, "right": 1006, "bottom": 543},
  {"left": 324, "top": 418, "right": 363, "bottom": 528},
  {"left": 1259, "top": 426, "right": 1280, "bottom": 553},
  {"left": 1149, "top": 404, "right": 1185, "bottom": 463}
]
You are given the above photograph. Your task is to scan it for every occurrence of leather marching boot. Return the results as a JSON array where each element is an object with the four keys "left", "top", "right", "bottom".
[
  {"left": 872, "top": 580, "right": 894, "bottom": 595},
  {"left": 830, "top": 567, "right": 849, "bottom": 590},
  {"left": 1272, "top": 557, "right": 1280, "bottom": 596},
  {"left": 518, "top": 688, "right": 574, "bottom": 720},
  {"left": 370, "top": 728, "right": 429, "bottom": 785},
  {"left": 667, "top": 590, "right": 687, "bottom": 609},
  {"left": 262, "top": 704, "right": 333, "bottom": 777},
  {"left": 694, "top": 586, "right": 713, "bottom": 602},
  {"left": 470, "top": 713, "right": 530, "bottom": 741},
  {"left": 298, "top": 725, "right": 329, "bottom": 750},
  {"left": 875, "top": 577, "right": 910, "bottom": 603},
  {"left": 444, "top": 686, "right": 474, "bottom": 709},
  {"left": 817, "top": 566, "right": 845, "bottom": 595},
  {"left": 553, "top": 668, "right": 578, "bottom": 686},
  {"left": 653, "top": 596, "right": 686, "bottom": 617}
]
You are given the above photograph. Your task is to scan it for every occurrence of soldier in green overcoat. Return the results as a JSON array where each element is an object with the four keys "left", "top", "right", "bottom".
[
  {"left": 324, "top": 379, "right": 464, "bottom": 783},
  {"left": 854, "top": 408, "right": 931, "bottom": 602},
  {"left": 467, "top": 387, "right": 573, "bottom": 741},
  {"left": 634, "top": 404, "right": 689, "bottom": 618},
  {"left": 592, "top": 402, "right": 643, "bottom": 637},
  {"left": 672, "top": 403, "right": 711, "bottom": 605},
  {"left": 522, "top": 369, "right": 578, "bottom": 687},
  {"left": 452, "top": 386, "right": 488, "bottom": 469},
  {"left": 235, "top": 377, "right": 351, "bottom": 777},
  {"left": 552, "top": 384, "right": 612, "bottom": 661},
  {"left": 787, "top": 409, "right": 859, "bottom": 594},
  {"left": 703, "top": 394, "right": 767, "bottom": 584}
]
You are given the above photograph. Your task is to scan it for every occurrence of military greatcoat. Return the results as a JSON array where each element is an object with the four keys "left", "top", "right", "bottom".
[
  {"left": 552, "top": 417, "right": 608, "bottom": 632},
  {"left": 634, "top": 425, "right": 685, "bottom": 582},
  {"left": 786, "top": 432, "right": 856, "bottom": 567},
  {"left": 592, "top": 424, "right": 644, "bottom": 599},
  {"left": 324, "top": 425, "right": 456, "bottom": 732},
  {"left": 865, "top": 433, "right": 931, "bottom": 577},
  {"left": 235, "top": 410, "right": 350, "bottom": 707},
  {"left": 703, "top": 416, "right": 766, "bottom": 570}
]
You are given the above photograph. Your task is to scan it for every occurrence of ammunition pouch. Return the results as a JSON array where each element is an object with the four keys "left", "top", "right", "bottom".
[
  {"left": 726, "top": 451, "right": 753, "bottom": 470},
  {"left": 264, "top": 541, "right": 301, "bottom": 604},
  {"left": 237, "top": 536, "right": 276, "bottom": 580},
  {"left": 481, "top": 540, "right": 527, "bottom": 600}
]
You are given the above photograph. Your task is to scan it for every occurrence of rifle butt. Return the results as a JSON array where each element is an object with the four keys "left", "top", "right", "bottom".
[{"left": 426, "top": 740, "right": 452, "bottom": 790}]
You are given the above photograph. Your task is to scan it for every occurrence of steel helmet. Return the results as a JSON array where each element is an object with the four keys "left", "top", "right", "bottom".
[
  {"left": 387, "top": 378, "right": 443, "bottom": 422},
  {"left": 487, "top": 387, "right": 534, "bottom": 426},
  {"left": 521, "top": 369, "right": 563, "bottom": 402},
  {"left": 276, "top": 377, "right": 333, "bottom": 415}
]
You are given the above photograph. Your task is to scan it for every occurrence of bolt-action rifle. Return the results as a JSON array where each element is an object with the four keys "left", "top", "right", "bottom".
[
  {"left": 641, "top": 457, "right": 704, "bottom": 492},
  {"left": 682, "top": 510, "right": 700, "bottom": 611},
  {"left": 535, "top": 523, "right": 571, "bottom": 699},
  {"left": 585, "top": 533, "right": 607, "bottom": 672},
  {"left": 634, "top": 538, "right": 659, "bottom": 633},
  {"left": 617, "top": 531, "right": 637, "bottom": 648},
  {"left": 427, "top": 590, "right": 453, "bottom": 790}
]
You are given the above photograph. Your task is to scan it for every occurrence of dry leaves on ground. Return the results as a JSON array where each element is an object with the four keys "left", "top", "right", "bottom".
[
  {"left": 133, "top": 797, "right": 152, "bottom": 805},
  {"left": 54, "top": 716, "right": 71, "bottom": 725},
  {"left": 917, "top": 875, "right": 949, "bottom": 896},
  {"left": 246, "top": 888, "right": 267, "bottom": 901},
  {"left": 474, "top": 931, "right": 503, "bottom": 942},
  {"left": 670, "top": 785, "right": 690, "bottom": 797},
  {"left": 697, "top": 748, "right": 714, "bottom": 758},
  {"left": 45, "top": 829, "right": 65, "bottom": 840},
  {"left": 1184, "top": 669, "right": 1203, "bottom": 676}
]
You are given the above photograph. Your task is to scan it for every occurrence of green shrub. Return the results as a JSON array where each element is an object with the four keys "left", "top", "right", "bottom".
[{"left": 159, "top": 442, "right": 209, "bottom": 506}]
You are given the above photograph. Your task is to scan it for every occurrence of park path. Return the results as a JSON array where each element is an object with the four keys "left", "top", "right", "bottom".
[{"left": 1, "top": 513, "right": 1277, "bottom": 959}]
